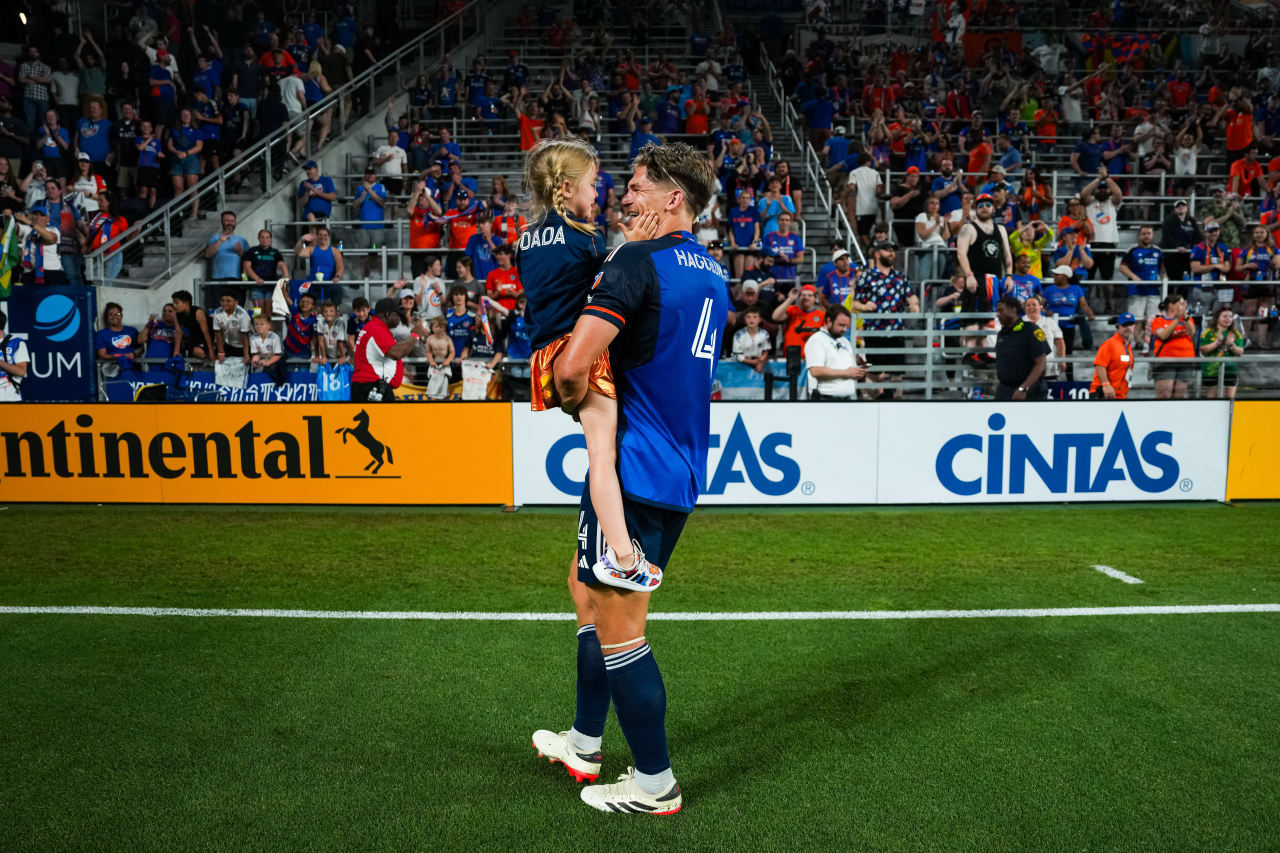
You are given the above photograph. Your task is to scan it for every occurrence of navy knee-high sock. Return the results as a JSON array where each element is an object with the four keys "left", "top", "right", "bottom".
[
  {"left": 572, "top": 624, "right": 609, "bottom": 746},
  {"left": 604, "top": 643, "right": 670, "bottom": 778}
]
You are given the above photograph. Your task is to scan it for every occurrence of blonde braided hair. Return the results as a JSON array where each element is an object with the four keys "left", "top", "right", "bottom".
[{"left": 522, "top": 137, "right": 598, "bottom": 236}]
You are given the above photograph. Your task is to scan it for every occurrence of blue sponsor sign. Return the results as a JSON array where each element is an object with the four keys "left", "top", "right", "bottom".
[
  {"left": 105, "top": 370, "right": 319, "bottom": 402},
  {"left": 3, "top": 286, "right": 97, "bottom": 400}
]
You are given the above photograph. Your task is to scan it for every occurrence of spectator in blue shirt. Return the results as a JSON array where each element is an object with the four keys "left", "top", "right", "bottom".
[
  {"left": 630, "top": 116, "right": 661, "bottom": 160},
  {"left": 432, "top": 127, "right": 462, "bottom": 168},
  {"left": 204, "top": 210, "right": 249, "bottom": 280},
  {"left": 1050, "top": 227, "right": 1094, "bottom": 282},
  {"left": 823, "top": 126, "right": 851, "bottom": 169},
  {"left": 1042, "top": 264, "right": 1096, "bottom": 354},
  {"left": 297, "top": 160, "right": 337, "bottom": 223},
  {"left": 996, "top": 134, "right": 1022, "bottom": 178},
  {"left": 353, "top": 166, "right": 388, "bottom": 277},
  {"left": 466, "top": 216, "right": 499, "bottom": 279},
  {"left": 763, "top": 213, "right": 805, "bottom": 282},
  {"left": 654, "top": 89, "right": 683, "bottom": 134},
  {"left": 473, "top": 81, "right": 502, "bottom": 131},
  {"left": 1119, "top": 225, "right": 1165, "bottom": 331},
  {"left": 727, "top": 189, "right": 761, "bottom": 278},
  {"left": 801, "top": 91, "right": 836, "bottom": 148},
  {"left": 1070, "top": 126, "right": 1103, "bottom": 191},
  {"left": 465, "top": 59, "right": 488, "bottom": 106},
  {"left": 75, "top": 101, "right": 112, "bottom": 170},
  {"left": 930, "top": 156, "right": 965, "bottom": 217}
]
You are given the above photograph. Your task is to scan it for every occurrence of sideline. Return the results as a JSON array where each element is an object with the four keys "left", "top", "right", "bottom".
[{"left": 1, "top": 604, "right": 1278, "bottom": 621}]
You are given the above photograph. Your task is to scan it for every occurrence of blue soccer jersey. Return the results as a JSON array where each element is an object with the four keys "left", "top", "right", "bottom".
[
  {"left": 1122, "top": 245, "right": 1163, "bottom": 295},
  {"left": 515, "top": 212, "right": 605, "bottom": 350},
  {"left": 581, "top": 232, "right": 730, "bottom": 512}
]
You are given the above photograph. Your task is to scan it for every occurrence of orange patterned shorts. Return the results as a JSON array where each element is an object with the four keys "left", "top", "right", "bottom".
[{"left": 530, "top": 333, "right": 616, "bottom": 411}]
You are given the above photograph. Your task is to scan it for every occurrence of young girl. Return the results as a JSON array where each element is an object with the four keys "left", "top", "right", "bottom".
[{"left": 519, "top": 137, "right": 659, "bottom": 590}]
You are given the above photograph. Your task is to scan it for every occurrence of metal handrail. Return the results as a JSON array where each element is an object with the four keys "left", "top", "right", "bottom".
[{"left": 85, "top": 0, "right": 492, "bottom": 284}]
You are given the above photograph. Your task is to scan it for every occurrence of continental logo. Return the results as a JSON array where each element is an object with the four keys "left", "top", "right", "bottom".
[{"left": 0, "top": 410, "right": 397, "bottom": 480}]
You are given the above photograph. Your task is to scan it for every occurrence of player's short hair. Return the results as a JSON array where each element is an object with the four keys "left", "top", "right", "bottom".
[
  {"left": 630, "top": 142, "right": 718, "bottom": 219},
  {"left": 824, "top": 303, "right": 851, "bottom": 322}
]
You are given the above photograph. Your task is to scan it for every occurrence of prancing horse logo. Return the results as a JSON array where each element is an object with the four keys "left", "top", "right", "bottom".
[{"left": 335, "top": 409, "right": 394, "bottom": 473}]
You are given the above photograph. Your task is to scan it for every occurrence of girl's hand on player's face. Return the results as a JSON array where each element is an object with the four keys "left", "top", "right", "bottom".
[{"left": 622, "top": 210, "right": 660, "bottom": 242}]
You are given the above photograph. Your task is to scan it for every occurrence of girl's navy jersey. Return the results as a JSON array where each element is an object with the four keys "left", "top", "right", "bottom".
[
  {"left": 515, "top": 212, "right": 605, "bottom": 350},
  {"left": 581, "top": 232, "right": 730, "bottom": 512}
]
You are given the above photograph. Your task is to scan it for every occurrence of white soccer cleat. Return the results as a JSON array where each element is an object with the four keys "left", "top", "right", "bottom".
[
  {"left": 580, "top": 766, "right": 682, "bottom": 814},
  {"left": 592, "top": 541, "right": 662, "bottom": 591},
  {"left": 531, "top": 729, "right": 601, "bottom": 783}
]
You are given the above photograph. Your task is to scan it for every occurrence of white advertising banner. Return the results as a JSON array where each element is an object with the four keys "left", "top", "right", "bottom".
[
  {"left": 876, "top": 401, "right": 1230, "bottom": 504},
  {"left": 512, "top": 403, "right": 878, "bottom": 506}
]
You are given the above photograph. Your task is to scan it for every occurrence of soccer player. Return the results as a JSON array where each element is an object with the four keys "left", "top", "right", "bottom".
[{"left": 532, "top": 143, "right": 728, "bottom": 815}]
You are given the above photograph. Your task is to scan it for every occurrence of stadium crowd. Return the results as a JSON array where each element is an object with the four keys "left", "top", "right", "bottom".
[{"left": 4, "top": 0, "right": 1279, "bottom": 401}]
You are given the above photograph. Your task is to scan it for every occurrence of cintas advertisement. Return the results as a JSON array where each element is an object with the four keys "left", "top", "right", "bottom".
[{"left": 512, "top": 403, "right": 875, "bottom": 505}]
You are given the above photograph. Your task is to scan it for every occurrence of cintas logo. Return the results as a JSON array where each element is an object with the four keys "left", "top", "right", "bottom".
[
  {"left": 934, "top": 412, "right": 1179, "bottom": 496},
  {"left": 545, "top": 413, "right": 800, "bottom": 497}
]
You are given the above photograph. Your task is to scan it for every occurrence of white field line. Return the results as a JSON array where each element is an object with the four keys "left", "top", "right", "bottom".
[
  {"left": 1092, "top": 565, "right": 1145, "bottom": 585},
  {"left": 1, "top": 604, "right": 1278, "bottom": 621}
]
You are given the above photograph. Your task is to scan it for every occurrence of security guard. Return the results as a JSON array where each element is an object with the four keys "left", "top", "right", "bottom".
[{"left": 993, "top": 296, "right": 1050, "bottom": 400}]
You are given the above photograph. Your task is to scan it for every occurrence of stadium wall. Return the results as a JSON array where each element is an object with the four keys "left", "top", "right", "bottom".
[{"left": 0, "top": 401, "right": 1255, "bottom": 505}]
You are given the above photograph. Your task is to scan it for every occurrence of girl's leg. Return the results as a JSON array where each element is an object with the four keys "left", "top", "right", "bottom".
[{"left": 577, "top": 389, "right": 635, "bottom": 567}]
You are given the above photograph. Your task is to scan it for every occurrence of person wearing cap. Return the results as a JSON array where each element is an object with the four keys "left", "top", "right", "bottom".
[
  {"left": 822, "top": 125, "right": 851, "bottom": 171},
  {"left": 1089, "top": 313, "right": 1138, "bottom": 399},
  {"left": 772, "top": 282, "right": 826, "bottom": 352},
  {"left": 1199, "top": 186, "right": 1246, "bottom": 249},
  {"left": 13, "top": 205, "right": 66, "bottom": 285},
  {"left": 889, "top": 166, "right": 927, "bottom": 249},
  {"left": 1050, "top": 226, "right": 1094, "bottom": 286},
  {"left": 732, "top": 279, "right": 780, "bottom": 339},
  {"left": 993, "top": 296, "right": 1049, "bottom": 400},
  {"left": 978, "top": 164, "right": 1007, "bottom": 197},
  {"left": 763, "top": 212, "right": 804, "bottom": 283},
  {"left": 1159, "top": 198, "right": 1200, "bottom": 282},
  {"left": 1081, "top": 166, "right": 1123, "bottom": 283},
  {"left": 848, "top": 239, "right": 919, "bottom": 394},
  {"left": 1189, "top": 221, "right": 1231, "bottom": 300},
  {"left": 1042, "top": 264, "right": 1096, "bottom": 354},
  {"left": 955, "top": 191, "right": 1013, "bottom": 293},
  {"left": 352, "top": 165, "right": 389, "bottom": 278},
  {"left": 296, "top": 160, "right": 336, "bottom": 225},
  {"left": 503, "top": 50, "right": 529, "bottom": 90},
  {"left": 628, "top": 115, "right": 661, "bottom": 160},
  {"left": 741, "top": 254, "right": 779, "bottom": 309},
  {"left": 804, "top": 304, "right": 866, "bottom": 400},
  {"left": 820, "top": 249, "right": 857, "bottom": 305},
  {"left": 351, "top": 296, "right": 422, "bottom": 402}
]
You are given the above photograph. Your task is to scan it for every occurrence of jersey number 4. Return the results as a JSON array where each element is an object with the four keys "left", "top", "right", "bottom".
[{"left": 691, "top": 297, "right": 718, "bottom": 374}]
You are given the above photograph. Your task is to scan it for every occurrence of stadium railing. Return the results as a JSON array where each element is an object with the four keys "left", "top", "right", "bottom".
[
  {"left": 762, "top": 53, "right": 867, "bottom": 269},
  {"left": 84, "top": 0, "right": 496, "bottom": 289}
]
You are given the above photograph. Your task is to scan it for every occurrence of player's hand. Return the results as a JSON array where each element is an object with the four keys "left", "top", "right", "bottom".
[
  {"left": 1102, "top": 384, "right": 1116, "bottom": 399},
  {"left": 622, "top": 210, "right": 660, "bottom": 242}
]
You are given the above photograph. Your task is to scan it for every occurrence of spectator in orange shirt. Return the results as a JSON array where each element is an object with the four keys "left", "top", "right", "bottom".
[
  {"left": 683, "top": 82, "right": 711, "bottom": 135},
  {"left": 1150, "top": 294, "right": 1197, "bottom": 399},
  {"left": 483, "top": 244, "right": 523, "bottom": 311},
  {"left": 965, "top": 130, "right": 992, "bottom": 188},
  {"left": 1032, "top": 98, "right": 1059, "bottom": 153},
  {"left": 1056, "top": 196, "right": 1093, "bottom": 246},
  {"left": 1090, "top": 312, "right": 1137, "bottom": 399},
  {"left": 1228, "top": 147, "right": 1264, "bottom": 197},
  {"left": 1216, "top": 94, "right": 1257, "bottom": 165},
  {"left": 771, "top": 283, "right": 826, "bottom": 351}
]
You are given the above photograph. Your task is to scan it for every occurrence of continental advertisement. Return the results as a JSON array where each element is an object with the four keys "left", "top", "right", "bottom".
[
  {"left": 1226, "top": 401, "right": 1280, "bottom": 501},
  {"left": 0, "top": 404, "right": 513, "bottom": 504}
]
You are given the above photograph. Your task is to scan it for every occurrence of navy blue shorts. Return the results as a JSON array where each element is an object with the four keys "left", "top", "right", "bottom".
[{"left": 576, "top": 483, "right": 688, "bottom": 586}]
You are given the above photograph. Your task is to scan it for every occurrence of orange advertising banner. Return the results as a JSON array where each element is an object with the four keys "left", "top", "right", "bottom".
[
  {"left": 1226, "top": 401, "right": 1280, "bottom": 501},
  {"left": 0, "top": 404, "right": 513, "bottom": 504}
]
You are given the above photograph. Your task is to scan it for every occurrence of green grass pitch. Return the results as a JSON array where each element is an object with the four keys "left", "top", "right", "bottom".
[{"left": 2, "top": 503, "right": 1279, "bottom": 851}]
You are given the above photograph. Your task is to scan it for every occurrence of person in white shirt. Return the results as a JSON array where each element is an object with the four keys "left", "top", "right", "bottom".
[
  {"left": 914, "top": 195, "right": 950, "bottom": 283},
  {"left": 0, "top": 309, "right": 30, "bottom": 402},
  {"left": 212, "top": 291, "right": 253, "bottom": 362},
  {"left": 844, "top": 153, "right": 882, "bottom": 245},
  {"left": 1082, "top": 168, "right": 1123, "bottom": 284},
  {"left": 15, "top": 206, "right": 64, "bottom": 285},
  {"left": 248, "top": 314, "right": 284, "bottom": 375},
  {"left": 731, "top": 305, "right": 771, "bottom": 372},
  {"left": 370, "top": 130, "right": 408, "bottom": 187},
  {"left": 1024, "top": 295, "right": 1064, "bottom": 379},
  {"left": 413, "top": 255, "right": 447, "bottom": 320},
  {"left": 804, "top": 304, "right": 866, "bottom": 400}
]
